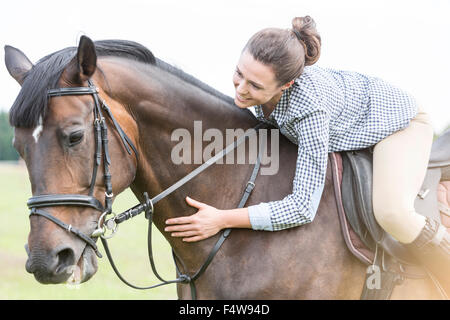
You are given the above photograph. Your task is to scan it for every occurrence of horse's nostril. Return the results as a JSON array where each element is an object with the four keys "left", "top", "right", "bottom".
[
  {"left": 54, "top": 247, "right": 75, "bottom": 275},
  {"left": 26, "top": 246, "right": 76, "bottom": 284}
]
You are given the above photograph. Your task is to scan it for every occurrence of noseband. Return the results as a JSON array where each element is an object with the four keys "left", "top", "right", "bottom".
[{"left": 26, "top": 79, "right": 266, "bottom": 299}]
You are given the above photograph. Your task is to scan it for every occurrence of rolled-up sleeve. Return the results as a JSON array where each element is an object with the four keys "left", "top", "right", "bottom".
[{"left": 248, "top": 110, "right": 330, "bottom": 231}]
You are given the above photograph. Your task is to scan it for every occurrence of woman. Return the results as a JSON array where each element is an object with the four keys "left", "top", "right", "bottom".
[{"left": 165, "top": 16, "right": 449, "bottom": 292}]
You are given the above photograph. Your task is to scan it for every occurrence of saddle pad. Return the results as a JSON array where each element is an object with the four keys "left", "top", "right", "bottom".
[{"left": 329, "top": 152, "right": 374, "bottom": 265}]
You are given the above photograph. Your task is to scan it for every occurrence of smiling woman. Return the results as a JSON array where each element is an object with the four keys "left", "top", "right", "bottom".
[
  {"left": 227, "top": 14, "right": 450, "bottom": 297},
  {"left": 233, "top": 52, "right": 286, "bottom": 111},
  {"left": 232, "top": 16, "right": 320, "bottom": 115}
]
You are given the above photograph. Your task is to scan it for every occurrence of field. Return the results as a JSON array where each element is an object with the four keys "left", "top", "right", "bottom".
[{"left": 0, "top": 162, "right": 177, "bottom": 299}]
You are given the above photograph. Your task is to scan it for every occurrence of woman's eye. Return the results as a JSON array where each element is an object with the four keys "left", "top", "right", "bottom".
[
  {"left": 251, "top": 83, "right": 261, "bottom": 90},
  {"left": 68, "top": 131, "right": 84, "bottom": 146}
]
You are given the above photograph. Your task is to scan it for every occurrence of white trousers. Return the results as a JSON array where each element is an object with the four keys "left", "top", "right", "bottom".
[{"left": 372, "top": 106, "right": 434, "bottom": 243}]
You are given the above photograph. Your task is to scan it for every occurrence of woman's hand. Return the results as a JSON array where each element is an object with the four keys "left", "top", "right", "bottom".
[{"left": 164, "top": 196, "right": 225, "bottom": 242}]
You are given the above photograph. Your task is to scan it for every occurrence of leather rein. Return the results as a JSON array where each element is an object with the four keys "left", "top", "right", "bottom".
[{"left": 26, "top": 80, "right": 266, "bottom": 299}]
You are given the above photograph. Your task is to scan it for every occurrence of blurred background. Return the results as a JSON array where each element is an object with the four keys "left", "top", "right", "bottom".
[{"left": 0, "top": 0, "right": 449, "bottom": 299}]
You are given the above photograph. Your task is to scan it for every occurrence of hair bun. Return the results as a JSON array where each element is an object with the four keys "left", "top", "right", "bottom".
[{"left": 292, "top": 16, "right": 321, "bottom": 66}]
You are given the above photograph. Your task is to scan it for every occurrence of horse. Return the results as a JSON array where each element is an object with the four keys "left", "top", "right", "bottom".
[{"left": 5, "top": 36, "right": 442, "bottom": 299}]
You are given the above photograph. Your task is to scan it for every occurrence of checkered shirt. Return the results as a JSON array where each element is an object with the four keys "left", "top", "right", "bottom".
[{"left": 248, "top": 65, "right": 418, "bottom": 231}]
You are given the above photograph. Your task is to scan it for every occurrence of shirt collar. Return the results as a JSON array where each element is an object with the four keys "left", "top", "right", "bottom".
[{"left": 254, "top": 85, "right": 293, "bottom": 125}]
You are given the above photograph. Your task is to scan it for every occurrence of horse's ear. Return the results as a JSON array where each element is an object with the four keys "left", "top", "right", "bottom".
[
  {"left": 66, "top": 35, "right": 97, "bottom": 84},
  {"left": 4, "top": 45, "right": 34, "bottom": 86}
]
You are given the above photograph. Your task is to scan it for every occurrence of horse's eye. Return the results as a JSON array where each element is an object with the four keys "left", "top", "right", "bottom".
[{"left": 69, "top": 131, "right": 84, "bottom": 146}]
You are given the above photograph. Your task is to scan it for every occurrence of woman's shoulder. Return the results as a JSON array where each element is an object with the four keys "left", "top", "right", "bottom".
[
  {"left": 289, "top": 67, "right": 330, "bottom": 114},
  {"left": 292, "top": 65, "right": 374, "bottom": 110},
  {"left": 287, "top": 89, "right": 330, "bottom": 122},
  {"left": 293, "top": 65, "right": 344, "bottom": 96}
]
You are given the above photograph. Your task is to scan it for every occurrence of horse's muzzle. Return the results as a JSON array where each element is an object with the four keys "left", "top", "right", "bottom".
[{"left": 25, "top": 244, "right": 76, "bottom": 284}]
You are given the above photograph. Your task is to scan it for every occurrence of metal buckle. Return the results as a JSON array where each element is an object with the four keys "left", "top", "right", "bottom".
[
  {"left": 105, "top": 191, "right": 114, "bottom": 198},
  {"left": 245, "top": 181, "right": 255, "bottom": 192},
  {"left": 144, "top": 192, "right": 154, "bottom": 220},
  {"left": 417, "top": 188, "right": 429, "bottom": 199}
]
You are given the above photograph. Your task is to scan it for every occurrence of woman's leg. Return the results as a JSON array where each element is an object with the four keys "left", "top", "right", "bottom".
[
  {"left": 372, "top": 106, "right": 433, "bottom": 243},
  {"left": 373, "top": 106, "right": 450, "bottom": 296}
]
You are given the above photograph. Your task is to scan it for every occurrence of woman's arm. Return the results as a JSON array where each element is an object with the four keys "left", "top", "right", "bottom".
[
  {"left": 247, "top": 109, "right": 330, "bottom": 231},
  {"left": 165, "top": 196, "right": 251, "bottom": 242},
  {"left": 166, "top": 110, "right": 330, "bottom": 241}
]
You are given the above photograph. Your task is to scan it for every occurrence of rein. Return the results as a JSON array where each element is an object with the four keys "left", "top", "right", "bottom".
[{"left": 26, "top": 80, "right": 266, "bottom": 299}]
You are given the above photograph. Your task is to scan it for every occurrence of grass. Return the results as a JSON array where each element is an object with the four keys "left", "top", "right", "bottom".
[{"left": 0, "top": 162, "right": 177, "bottom": 299}]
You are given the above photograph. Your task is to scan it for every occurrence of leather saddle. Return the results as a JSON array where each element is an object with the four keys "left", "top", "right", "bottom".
[
  {"left": 337, "top": 128, "right": 450, "bottom": 265},
  {"left": 330, "top": 130, "right": 450, "bottom": 300}
]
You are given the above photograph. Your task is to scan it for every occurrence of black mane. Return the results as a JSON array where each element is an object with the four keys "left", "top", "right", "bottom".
[{"left": 9, "top": 39, "right": 234, "bottom": 127}]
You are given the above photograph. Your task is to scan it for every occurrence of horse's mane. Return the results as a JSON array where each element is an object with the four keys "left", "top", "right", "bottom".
[{"left": 9, "top": 39, "right": 235, "bottom": 128}]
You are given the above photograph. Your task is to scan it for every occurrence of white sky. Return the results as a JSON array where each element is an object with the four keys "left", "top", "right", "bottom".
[{"left": 1, "top": 0, "right": 449, "bottom": 133}]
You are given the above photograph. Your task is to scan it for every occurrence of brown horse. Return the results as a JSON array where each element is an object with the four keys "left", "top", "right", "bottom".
[{"left": 5, "top": 36, "right": 441, "bottom": 299}]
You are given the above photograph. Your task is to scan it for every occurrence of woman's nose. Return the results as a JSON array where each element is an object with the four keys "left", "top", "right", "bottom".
[{"left": 235, "top": 81, "right": 248, "bottom": 95}]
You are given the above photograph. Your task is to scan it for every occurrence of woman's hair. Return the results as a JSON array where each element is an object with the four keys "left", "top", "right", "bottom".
[{"left": 243, "top": 16, "right": 321, "bottom": 86}]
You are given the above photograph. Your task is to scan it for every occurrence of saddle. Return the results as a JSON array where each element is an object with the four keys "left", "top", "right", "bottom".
[{"left": 330, "top": 128, "right": 450, "bottom": 299}]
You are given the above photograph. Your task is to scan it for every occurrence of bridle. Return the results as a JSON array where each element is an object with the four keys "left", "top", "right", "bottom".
[
  {"left": 26, "top": 79, "right": 266, "bottom": 299},
  {"left": 27, "top": 80, "right": 139, "bottom": 258}
]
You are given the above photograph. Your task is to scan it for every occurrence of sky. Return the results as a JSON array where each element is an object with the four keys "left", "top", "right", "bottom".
[{"left": 1, "top": 0, "right": 450, "bottom": 133}]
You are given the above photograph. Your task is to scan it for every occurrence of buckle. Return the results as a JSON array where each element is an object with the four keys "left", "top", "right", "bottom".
[
  {"left": 245, "top": 181, "right": 255, "bottom": 192},
  {"left": 105, "top": 191, "right": 114, "bottom": 198},
  {"left": 417, "top": 189, "right": 429, "bottom": 199},
  {"left": 144, "top": 192, "right": 154, "bottom": 220}
]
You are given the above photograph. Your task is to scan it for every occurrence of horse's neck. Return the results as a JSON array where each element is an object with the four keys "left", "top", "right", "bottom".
[
  {"left": 121, "top": 60, "right": 256, "bottom": 190},
  {"left": 105, "top": 59, "right": 257, "bottom": 270}
]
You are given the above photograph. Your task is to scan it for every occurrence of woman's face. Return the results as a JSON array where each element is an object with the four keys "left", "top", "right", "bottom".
[{"left": 233, "top": 50, "right": 287, "bottom": 109}]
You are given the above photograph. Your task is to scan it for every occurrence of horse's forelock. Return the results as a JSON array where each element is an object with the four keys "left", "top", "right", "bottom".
[{"left": 9, "top": 47, "right": 76, "bottom": 128}]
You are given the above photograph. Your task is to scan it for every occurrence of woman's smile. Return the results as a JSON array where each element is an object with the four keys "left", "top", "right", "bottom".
[{"left": 235, "top": 92, "right": 251, "bottom": 103}]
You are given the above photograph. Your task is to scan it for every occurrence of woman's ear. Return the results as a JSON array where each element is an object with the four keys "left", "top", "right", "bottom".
[
  {"left": 281, "top": 80, "right": 295, "bottom": 91},
  {"left": 64, "top": 35, "right": 97, "bottom": 84}
]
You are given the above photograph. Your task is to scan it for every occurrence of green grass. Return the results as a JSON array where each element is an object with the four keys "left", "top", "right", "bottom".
[{"left": 0, "top": 162, "right": 177, "bottom": 299}]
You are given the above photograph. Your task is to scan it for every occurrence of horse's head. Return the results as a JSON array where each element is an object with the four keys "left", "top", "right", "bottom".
[{"left": 5, "top": 36, "right": 138, "bottom": 284}]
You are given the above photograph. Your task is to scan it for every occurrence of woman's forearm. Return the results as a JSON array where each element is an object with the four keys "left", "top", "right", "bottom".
[
  {"left": 166, "top": 198, "right": 253, "bottom": 242},
  {"left": 220, "top": 207, "right": 252, "bottom": 229}
]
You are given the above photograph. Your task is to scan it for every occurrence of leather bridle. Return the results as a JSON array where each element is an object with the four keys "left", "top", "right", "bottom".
[
  {"left": 26, "top": 79, "right": 266, "bottom": 299},
  {"left": 27, "top": 80, "right": 139, "bottom": 258}
]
